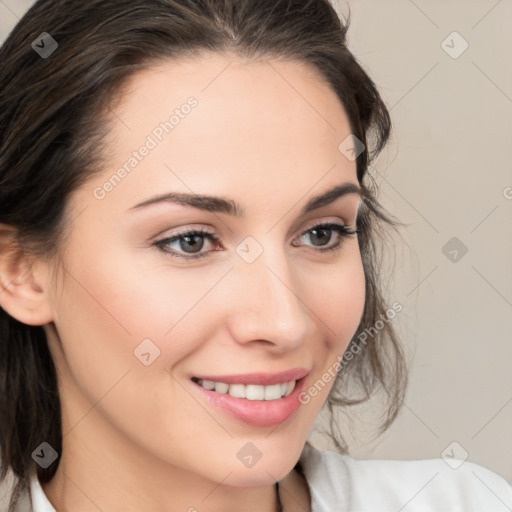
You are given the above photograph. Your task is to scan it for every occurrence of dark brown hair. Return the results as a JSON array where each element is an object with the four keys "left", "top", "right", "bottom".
[{"left": 0, "top": 0, "right": 407, "bottom": 509}]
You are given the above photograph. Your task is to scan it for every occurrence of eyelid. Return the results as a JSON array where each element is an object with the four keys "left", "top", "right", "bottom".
[
  {"left": 150, "top": 223, "right": 215, "bottom": 242},
  {"left": 299, "top": 216, "right": 352, "bottom": 233}
]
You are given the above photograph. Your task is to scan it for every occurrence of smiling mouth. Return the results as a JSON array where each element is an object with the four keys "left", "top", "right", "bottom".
[{"left": 190, "top": 377, "right": 297, "bottom": 400}]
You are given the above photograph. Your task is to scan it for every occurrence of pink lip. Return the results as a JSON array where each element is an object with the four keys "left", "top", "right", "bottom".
[
  {"left": 191, "top": 368, "right": 309, "bottom": 386},
  {"left": 191, "top": 374, "right": 309, "bottom": 427}
]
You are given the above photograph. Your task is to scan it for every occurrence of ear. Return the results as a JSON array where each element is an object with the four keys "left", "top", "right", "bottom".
[{"left": 0, "top": 224, "right": 54, "bottom": 326}]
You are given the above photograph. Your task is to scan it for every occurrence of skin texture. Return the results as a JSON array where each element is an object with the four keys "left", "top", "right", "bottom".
[{"left": 0, "top": 53, "right": 365, "bottom": 511}]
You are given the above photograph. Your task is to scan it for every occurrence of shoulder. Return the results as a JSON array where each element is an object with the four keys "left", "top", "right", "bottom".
[{"left": 298, "top": 442, "right": 512, "bottom": 511}]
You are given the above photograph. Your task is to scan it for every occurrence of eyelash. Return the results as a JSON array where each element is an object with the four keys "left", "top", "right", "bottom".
[{"left": 153, "top": 222, "right": 360, "bottom": 260}]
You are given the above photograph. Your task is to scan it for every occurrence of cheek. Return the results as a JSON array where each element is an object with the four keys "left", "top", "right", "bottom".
[
  {"left": 297, "top": 244, "right": 365, "bottom": 409},
  {"left": 50, "top": 243, "right": 234, "bottom": 408},
  {"left": 56, "top": 239, "right": 222, "bottom": 344},
  {"left": 51, "top": 251, "right": 208, "bottom": 460},
  {"left": 307, "top": 243, "right": 366, "bottom": 349},
  {"left": 51, "top": 259, "right": 145, "bottom": 420}
]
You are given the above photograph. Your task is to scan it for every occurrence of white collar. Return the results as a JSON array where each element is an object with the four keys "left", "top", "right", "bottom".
[{"left": 29, "top": 473, "right": 56, "bottom": 512}]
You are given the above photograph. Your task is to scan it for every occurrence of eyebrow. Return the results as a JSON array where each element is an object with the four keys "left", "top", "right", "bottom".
[{"left": 128, "top": 182, "right": 361, "bottom": 218}]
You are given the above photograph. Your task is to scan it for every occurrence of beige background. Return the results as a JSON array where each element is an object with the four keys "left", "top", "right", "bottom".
[{"left": 1, "top": 0, "right": 511, "bottom": 486}]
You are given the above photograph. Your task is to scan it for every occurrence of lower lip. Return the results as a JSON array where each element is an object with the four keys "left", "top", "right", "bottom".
[{"left": 191, "top": 376, "right": 308, "bottom": 427}]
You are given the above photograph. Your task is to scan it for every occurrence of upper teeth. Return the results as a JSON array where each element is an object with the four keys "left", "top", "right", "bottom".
[{"left": 197, "top": 379, "right": 296, "bottom": 400}]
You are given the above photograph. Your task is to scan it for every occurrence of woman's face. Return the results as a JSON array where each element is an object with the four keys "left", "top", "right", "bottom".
[{"left": 41, "top": 53, "right": 365, "bottom": 494}]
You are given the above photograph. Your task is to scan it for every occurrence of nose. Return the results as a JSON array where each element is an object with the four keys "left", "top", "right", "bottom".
[{"left": 223, "top": 243, "right": 316, "bottom": 352}]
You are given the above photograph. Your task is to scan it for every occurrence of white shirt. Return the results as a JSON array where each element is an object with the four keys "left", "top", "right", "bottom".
[
  {"left": 298, "top": 442, "right": 512, "bottom": 511},
  {"left": 19, "top": 442, "right": 512, "bottom": 511}
]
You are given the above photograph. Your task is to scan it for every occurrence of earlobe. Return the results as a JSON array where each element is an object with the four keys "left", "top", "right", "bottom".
[{"left": 0, "top": 225, "right": 54, "bottom": 326}]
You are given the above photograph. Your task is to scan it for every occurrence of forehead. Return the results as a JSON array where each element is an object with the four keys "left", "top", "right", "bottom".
[
  {"left": 79, "top": 53, "right": 357, "bottom": 217},
  {"left": 105, "top": 52, "right": 351, "bottom": 153}
]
